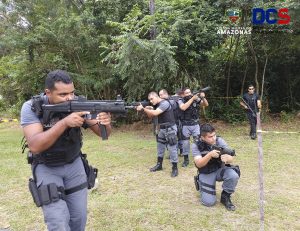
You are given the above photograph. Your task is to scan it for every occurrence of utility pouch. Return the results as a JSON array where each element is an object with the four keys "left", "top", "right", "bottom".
[
  {"left": 156, "top": 135, "right": 167, "bottom": 144},
  {"left": 194, "top": 175, "right": 200, "bottom": 191},
  {"left": 39, "top": 185, "right": 51, "bottom": 205},
  {"left": 28, "top": 178, "right": 42, "bottom": 207},
  {"left": 166, "top": 129, "right": 177, "bottom": 146},
  {"left": 81, "top": 154, "right": 98, "bottom": 189},
  {"left": 48, "top": 183, "right": 60, "bottom": 203},
  {"left": 28, "top": 179, "right": 65, "bottom": 207}
]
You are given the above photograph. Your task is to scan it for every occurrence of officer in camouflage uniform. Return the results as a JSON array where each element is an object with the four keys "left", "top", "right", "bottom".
[
  {"left": 137, "top": 92, "right": 179, "bottom": 177},
  {"left": 178, "top": 87, "right": 208, "bottom": 167},
  {"left": 20, "top": 70, "right": 111, "bottom": 231}
]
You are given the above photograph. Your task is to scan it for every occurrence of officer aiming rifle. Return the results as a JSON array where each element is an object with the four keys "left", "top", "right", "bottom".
[
  {"left": 137, "top": 91, "right": 179, "bottom": 177},
  {"left": 192, "top": 123, "right": 240, "bottom": 211},
  {"left": 20, "top": 69, "right": 113, "bottom": 231},
  {"left": 178, "top": 86, "right": 209, "bottom": 167},
  {"left": 159, "top": 89, "right": 184, "bottom": 156}
]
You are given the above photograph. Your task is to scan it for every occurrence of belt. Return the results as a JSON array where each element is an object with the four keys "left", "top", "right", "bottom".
[
  {"left": 159, "top": 123, "right": 175, "bottom": 129},
  {"left": 28, "top": 152, "right": 80, "bottom": 167},
  {"left": 182, "top": 120, "right": 199, "bottom": 126}
]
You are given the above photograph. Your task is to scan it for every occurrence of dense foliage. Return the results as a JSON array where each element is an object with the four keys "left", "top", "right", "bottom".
[{"left": 0, "top": 0, "right": 299, "bottom": 121}]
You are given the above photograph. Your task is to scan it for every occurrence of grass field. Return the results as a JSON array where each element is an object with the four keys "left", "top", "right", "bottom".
[{"left": 0, "top": 120, "right": 299, "bottom": 231}]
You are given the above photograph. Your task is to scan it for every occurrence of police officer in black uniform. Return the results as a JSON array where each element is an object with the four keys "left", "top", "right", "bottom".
[
  {"left": 20, "top": 70, "right": 111, "bottom": 231},
  {"left": 137, "top": 91, "right": 179, "bottom": 177},
  {"left": 240, "top": 84, "right": 262, "bottom": 139},
  {"left": 178, "top": 87, "right": 208, "bottom": 167},
  {"left": 192, "top": 124, "right": 240, "bottom": 211}
]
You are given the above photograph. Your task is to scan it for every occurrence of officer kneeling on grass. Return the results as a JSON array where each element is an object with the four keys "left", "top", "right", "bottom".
[{"left": 192, "top": 123, "right": 240, "bottom": 211}]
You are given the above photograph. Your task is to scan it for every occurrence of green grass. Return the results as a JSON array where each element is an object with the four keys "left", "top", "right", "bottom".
[{"left": 0, "top": 121, "right": 299, "bottom": 231}]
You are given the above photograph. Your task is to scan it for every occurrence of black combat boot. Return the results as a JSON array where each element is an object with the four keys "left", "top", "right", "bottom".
[
  {"left": 220, "top": 190, "right": 236, "bottom": 211},
  {"left": 182, "top": 155, "right": 189, "bottom": 167},
  {"left": 150, "top": 157, "right": 163, "bottom": 172},
  {"left": 171, "top": 162, "right": 178, "bottom": 177},
  {"left": 251, "top": 133, "right": 257, "bottom": 140}
]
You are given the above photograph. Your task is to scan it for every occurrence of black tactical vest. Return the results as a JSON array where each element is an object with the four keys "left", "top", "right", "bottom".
[
  {"left": 156, "top": 100, "right": 175, "bottom": 124},
  {"left": 182, "top": 96, "right": 200, "bottom": 121},
  {"left": 243, "top": 93, "right": 259, "bottom": 112},
  {"left": 196, "top": 139, "right": 221, "bottom": 174},
  {"left": 31, "top": 94, "right": 82, "bottom": 166},
  {"left": 169, "top": 96, "right": 182, "bottom": 123}
]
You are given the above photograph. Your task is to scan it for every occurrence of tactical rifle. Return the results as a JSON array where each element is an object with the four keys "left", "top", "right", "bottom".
[
  {"left": 182, "top": 86, "right": 211, "bottom": 102},
  {"left": 241, "top": 97, "right": 257, "bottom": 117},
  {"left": 212, "top": 145, "right": 235, "bottom": 156},
  {"left": 212, "top": 145, "right": 235, "bottom": 167},
  {"left": 125, "top": 100, "right": 150, "bottom": 109},
  {"left": 183, "top": 86, "right": 211, "bottom": 101},
  {"left": 41, "top": 97, "right": 147, "bottom": 140},
  {"left": 192, "top": 86, "right": 211, "bottom": 96}
]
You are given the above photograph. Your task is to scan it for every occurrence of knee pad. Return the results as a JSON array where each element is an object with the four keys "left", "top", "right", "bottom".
[{"left": 201, "top": 198, "right": 217, "bottom": 207}]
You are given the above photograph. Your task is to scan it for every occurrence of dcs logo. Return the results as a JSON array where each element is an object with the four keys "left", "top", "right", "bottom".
[{"left": 252, "top": 8, "right": 291, "bottom": 25}]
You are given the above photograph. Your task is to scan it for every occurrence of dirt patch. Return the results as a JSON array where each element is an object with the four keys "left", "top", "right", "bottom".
[{"left": 0, "top": 207, "right": 10, "bottom": 229}]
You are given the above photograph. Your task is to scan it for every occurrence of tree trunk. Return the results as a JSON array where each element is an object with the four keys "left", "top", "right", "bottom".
[
  {"left": 241, "top": 61, "right": 248, "bottom": 96},
  {"left": 224, "top": 37, "right": 234, "bottom": 102},
  {"left": 28, "top": 44, "right": 34, "bottom": 63},
  {"left": 248, "top": 37, "right": 259, "bottom": 95},
  {"left": 149, "top": 0, "right": 156, "bottom": 40},
  {"left": 226, "top": 34, "right": 240, "bottom": 105},
  {"left": 261, "top": 54, "right": 268, "bottom": 101}
]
